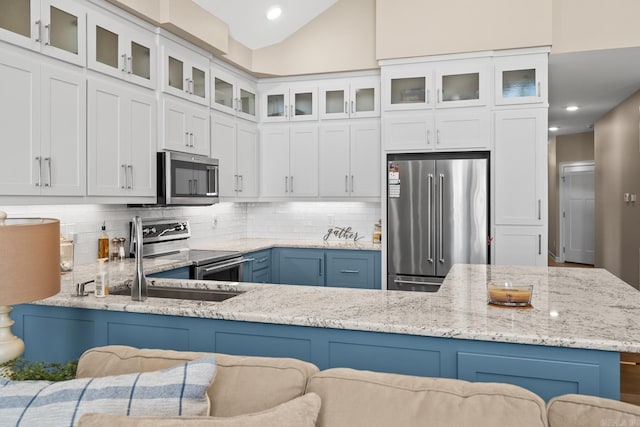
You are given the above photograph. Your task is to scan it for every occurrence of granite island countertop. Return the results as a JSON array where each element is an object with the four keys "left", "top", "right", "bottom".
[{"left": 37, "top": 263, "right": 640, "bottom": 353}]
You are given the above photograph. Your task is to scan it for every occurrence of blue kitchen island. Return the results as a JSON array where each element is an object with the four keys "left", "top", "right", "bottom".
[{"left": 13, "top": 262, "right": 636, "bottom": 402}]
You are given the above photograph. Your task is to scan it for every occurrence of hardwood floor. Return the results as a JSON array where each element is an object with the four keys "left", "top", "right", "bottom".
[{"left": 547, "top": 256, "right": 594, "bottom": 268}]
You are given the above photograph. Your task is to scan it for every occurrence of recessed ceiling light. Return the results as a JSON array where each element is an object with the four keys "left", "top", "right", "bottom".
[
  {"left": 548, "top": 126, "right": 559, "bottom": 131},
  {"left": 266, "top": 5, "right": 282, "bottom": 20},
  {"left": 565, "top": 105, "right": 579, "bottom": 112}
]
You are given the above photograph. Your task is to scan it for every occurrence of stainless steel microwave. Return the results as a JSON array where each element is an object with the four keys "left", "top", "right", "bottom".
[{"left": 157, "top": 151, "right": 219, "bottom": 206}]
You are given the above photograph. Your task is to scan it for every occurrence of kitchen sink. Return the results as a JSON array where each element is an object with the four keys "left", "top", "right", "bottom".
[{"left": 110, "top": 286, "right": 244, "bottom": 302}]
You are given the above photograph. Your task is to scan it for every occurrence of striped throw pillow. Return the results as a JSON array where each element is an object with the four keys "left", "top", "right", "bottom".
[{"left": 0, "top": 356, "right": 217, "bottom": 427}]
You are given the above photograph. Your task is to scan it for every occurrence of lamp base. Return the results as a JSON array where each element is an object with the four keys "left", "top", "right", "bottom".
[{"left": 0, "top": 306, "right": 25, "bottom": 364}]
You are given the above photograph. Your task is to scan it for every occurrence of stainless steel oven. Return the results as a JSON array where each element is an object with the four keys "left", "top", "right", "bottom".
[
  {"left": 130, "top": 219, "right": 247, "bottom": 282},
  {"left": 192, "top": 253, "right": 246, "bottom": 281},
  {"left": 157, "top": 151, "right": 219, "bottom": 206}
]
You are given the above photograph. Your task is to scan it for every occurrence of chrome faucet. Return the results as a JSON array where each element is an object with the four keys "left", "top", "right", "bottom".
[{"left": 131, "top": 216, "right": 148, "bottom": 301}]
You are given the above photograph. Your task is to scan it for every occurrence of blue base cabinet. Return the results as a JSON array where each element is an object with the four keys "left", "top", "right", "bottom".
[
  {"left": 265, "top": 248, "right": 381, "bottom": 289},
  {"left": 12, "top": 304, "right": 619, "bottom": 402},
  {"left": 277, "top": 248, "right": 325, "bottom": 286},
  {"left": 243, "top": 249, "right": 272, "bottom": 283},
  {"left": 325, "top": 250, "right": 380, "bottom": 289}
]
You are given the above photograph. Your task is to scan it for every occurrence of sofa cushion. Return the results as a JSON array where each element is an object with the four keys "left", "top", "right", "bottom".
[
  {"left": 76, "top": 345, "right": 319, "bottom": 417},
  {"left": 306, "top": 368, "right": 547, "bottom": 427},
  {"left": 0, "top": 356, "right": 216, "bottom": 427},
  {"left": 548, "top": 394, "right": 640, "bottom": 427},
  {"left": 77, "top": 393, "right": 321, "bottom": 427}
]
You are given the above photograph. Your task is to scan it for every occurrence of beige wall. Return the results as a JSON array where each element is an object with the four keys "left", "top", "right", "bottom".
[
  {"left": 251, "top": 0, "right": 377, "bottom": 76},
  {"left": 552, "top": 0, "right": 640, "bottom": 53},
  {"left": 547, "top": 132, "right": 594, "bottom": 258},
  {"left": 595, "top": 90, "right": 640, "bottom": 288},
  {"left": 376, "top": 0, "right": 552, "bottom": 60}
]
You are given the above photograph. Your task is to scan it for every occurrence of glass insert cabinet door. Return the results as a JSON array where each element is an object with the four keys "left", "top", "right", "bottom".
[
  {"left": 0, "top": 0, "right": 85, "bottom": 65},
  {"left": 435, "top": 61, "right": 489, "bottom": 108},
  {"left": 321, "top": 79, "right": 379, "bottom": 119},
  {"left": 383, "top": 69, "right": 432, "bottom": 111},
  {"left": 263, "top": 87, "right": 317, "bottom": 121},
  {"left": 494, "top": 54, "right": 547, "bottom": 105}
]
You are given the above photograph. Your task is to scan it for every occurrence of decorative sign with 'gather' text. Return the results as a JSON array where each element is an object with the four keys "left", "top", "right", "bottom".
[{"left": 323, "top": 226, "right": 363, "bottom": 242}]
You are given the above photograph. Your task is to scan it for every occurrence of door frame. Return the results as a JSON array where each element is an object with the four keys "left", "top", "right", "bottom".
[{"left": 558, "top": 160, "right": 595, "bottom": 264}]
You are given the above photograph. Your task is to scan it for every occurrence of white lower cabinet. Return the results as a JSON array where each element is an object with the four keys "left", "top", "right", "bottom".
[
  {"left": 87, "top": 76, "right": 156, "bottom": 197},
  {"left": 494, "top": 226, "right": 547, "bottom": 266},
  {"left": 0, "top": 47, "right": 85, "bottom": 196},
  {"left": 261, "top": 125, "right": 318, "bottom": 198},
  {"left": 319, "top": 121, "right": 380, "bottom": 198},
  {"left": 211, "top": 112, "right": 258, "bottom": 199},
  {"left": 161, "top": 97, "right": 210, "bottom": 156},
  {"left": 383, "top": 109, "right": 489, "bottom": 151}
]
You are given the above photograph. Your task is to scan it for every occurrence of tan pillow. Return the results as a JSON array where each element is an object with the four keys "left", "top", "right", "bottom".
[
  {"left": 548, "top": 394, "right": 640, "bottom": 427},
  {"left": 77, "top": 393, "right": 321, "bottom": 427},
  {"left": 307, "top": 368, "right": 548, "bottom": 427},
  {"left": 77, "top": 345, "right": 319, "bottom": 417}
]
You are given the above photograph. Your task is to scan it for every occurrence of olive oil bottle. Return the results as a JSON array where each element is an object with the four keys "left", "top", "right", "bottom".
[{"left": 98, "top": 222, "right": 109, "bottom": 260}]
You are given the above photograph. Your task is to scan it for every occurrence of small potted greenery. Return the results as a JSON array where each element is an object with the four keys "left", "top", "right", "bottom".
[{"left": 1, "top": 358, "right": 78, "bottom": 381}]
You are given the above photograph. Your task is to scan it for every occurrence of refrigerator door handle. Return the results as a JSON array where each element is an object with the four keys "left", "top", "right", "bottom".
[
  {"left": 427, "top": 173, "right": 433, "bottom": 263},
  {"left": 439, "top": 173, "right": 444, "bottom": 264}
]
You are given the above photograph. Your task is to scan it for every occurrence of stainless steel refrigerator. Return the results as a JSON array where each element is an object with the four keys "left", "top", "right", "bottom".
[{"left": 387, "top": 153, "right": 489, "bottom": 291}]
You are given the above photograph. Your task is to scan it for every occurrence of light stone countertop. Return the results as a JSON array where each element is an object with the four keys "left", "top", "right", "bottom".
[
  {"left": 35, "top": 262, "right": 640, "bottom": 353},
  {"left": 189, "top": 238, "right": 382, "bottom": 253}
]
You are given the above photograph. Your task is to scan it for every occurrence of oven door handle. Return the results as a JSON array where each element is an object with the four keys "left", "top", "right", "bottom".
[{"left": 201, "top": 258, "right": 248, "bottom": 273}]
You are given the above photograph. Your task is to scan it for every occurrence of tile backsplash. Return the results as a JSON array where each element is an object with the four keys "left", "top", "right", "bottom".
[
  {"left": 0, "top": 201, "right": 380, "bottom": 265},
  {"left": 246, "top": 202, "right": 381, "bottom": 241}
]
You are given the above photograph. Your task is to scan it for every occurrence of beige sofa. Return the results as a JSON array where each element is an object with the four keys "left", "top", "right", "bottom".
[{"left": 77, "top": 345, "right": 640, "bottom": 427}]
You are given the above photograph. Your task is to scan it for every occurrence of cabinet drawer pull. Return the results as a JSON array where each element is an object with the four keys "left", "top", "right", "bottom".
[
  {"left": 538, "top": 234, "right": 542, "bottom": 255},
  {"left": 621, "top": 361, "right": 639, "bottom": 366},
  {"left": 121, "top": 164, "right": 127, "bottom": 189},
  {"left": 256, "top": 257, "right": 269, "bottom": 263},
  {"left": 44, "top": 24, "right": 50, "bottom": 46},
  {"left": 35, "top": 20, "right": 42, "bottom": 43},
  {"left": 127, "top": 165, "right": 133, "bottom": 189},
  {"left": 340, "top": 270, "right": 359, "bottom": 274},
  {"left": 35, "top": 156, "right": 42, "bottom": 187},
  {"left": 44, "top": 157, "right": 51, "bottom": 187}
]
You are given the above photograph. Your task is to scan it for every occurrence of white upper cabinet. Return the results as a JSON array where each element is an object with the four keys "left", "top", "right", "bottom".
[
  {"left": 0, "top": 46, "right": 85, "bottom": 196},
  {"left": 435, "top": 59, "right": 490, "bottom": 108},
  {"left": 383, "top": 110, "right": 489, "bottom": 152},
  {"left": 160, "top": 37, "right": 210, "bottom": 106},
  {"left": 87, "top": 76, "right": 156, "bottom": 197},
  {"left": 494, "top": 53, "right": 548, "bottom": 106},
  {"left": 261, "top": 125, "right": 318, "bottom": 197},
  {"left": 211, "top": 112, "right": 258, "bottom": 199},
  {"left": 0, "top": 0, "right": 86, "bottom": 66},
  {"left": 87, "top": 9, "right": 156, "bottom": 89},
  {"left": 319, "top": 76, "right": 379, "bottom": 120},
  {"left": 161, "top": 96, "right": 210, "bottom": 156},
  {"left": 383, "top": 65, "right": 433, "bottom": 111},
  {"left": 261, "top": 84, "right": 318, "bottom": 122},
  {"left": 212, "top": 68, "right": 258, "bottom": 122},
  {"left": 319, "top": 121, "right": 380, "bottom": 198}
]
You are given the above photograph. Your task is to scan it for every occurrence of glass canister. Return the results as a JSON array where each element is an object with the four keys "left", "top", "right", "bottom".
[
  {"left": 111, "top": 237, "right": 126, "bottom": 262},
  {"left": 60, "top": 223, "right": 75, "bottom": 272}
]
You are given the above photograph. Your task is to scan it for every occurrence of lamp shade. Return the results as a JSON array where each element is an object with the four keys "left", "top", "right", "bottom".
[{"left": 0, "top": 217, "right": 60, "bottom": 306}]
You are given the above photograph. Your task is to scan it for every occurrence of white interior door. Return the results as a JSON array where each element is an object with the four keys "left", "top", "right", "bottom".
[{"left": 561, "top": 163, "right": 595, "bottom": 265}]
